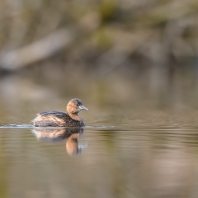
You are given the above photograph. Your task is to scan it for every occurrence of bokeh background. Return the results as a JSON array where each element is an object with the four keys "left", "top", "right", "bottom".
[
  {"left": 1, "top": 1, "right": 198, "bottom": 198},
  {"left": 1, "top": 0, "right": 198, "bottom": 122}
]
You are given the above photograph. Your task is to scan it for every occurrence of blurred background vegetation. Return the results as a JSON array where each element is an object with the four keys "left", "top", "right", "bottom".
[{"left": 1, "top": 0, "right": 198, "bottom": 124}]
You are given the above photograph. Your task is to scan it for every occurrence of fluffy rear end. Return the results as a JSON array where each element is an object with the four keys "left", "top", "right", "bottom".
[{"left": 32, "top": 113, "right": 67, "bottom": 127}]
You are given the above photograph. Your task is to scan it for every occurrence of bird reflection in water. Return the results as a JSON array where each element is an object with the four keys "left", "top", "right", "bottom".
[{"left": 32, "top": 127, "right": 85, "bottom": 155}]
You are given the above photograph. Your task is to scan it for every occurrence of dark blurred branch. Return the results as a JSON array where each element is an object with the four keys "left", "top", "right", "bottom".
[
  {"left": 97, "top": 29, "right": 154, "bottom": 76},
  {"left": 0, "top": 13, "right": 100, "bottom": 71},
  {"left": 0, "top": 28, "right": 74, "bottom": 70},
  {"left": 0, "top": 0, "right": 197, "bottom": 73}
]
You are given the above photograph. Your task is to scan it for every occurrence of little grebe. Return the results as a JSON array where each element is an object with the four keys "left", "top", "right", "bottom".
[{"left": 32, "top": 98, "right": 88, "bottom": 127}]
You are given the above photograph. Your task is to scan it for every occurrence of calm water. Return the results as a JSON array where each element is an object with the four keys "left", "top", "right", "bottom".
[
  {"left": 1, "top": 74, "right": 198, "bottom": 198},
  {"left": 0, "top": 125, "right": 198, "bottom": 198}
]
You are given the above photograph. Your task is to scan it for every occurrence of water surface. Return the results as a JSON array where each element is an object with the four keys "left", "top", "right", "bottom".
[
  {"left": 1, "top": 73, "right": 198, "bottom": 198},
  {"left": 0, "top": 125, "right": 198, "bottom": 198}
]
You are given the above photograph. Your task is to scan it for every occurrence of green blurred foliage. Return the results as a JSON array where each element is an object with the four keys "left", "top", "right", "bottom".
[{"left": 1, "top": 0, "right": 198, "bottom": 107}]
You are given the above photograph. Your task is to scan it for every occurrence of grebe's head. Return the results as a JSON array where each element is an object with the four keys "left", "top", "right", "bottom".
[{"left": 67, "top": 98, "right": 88, "bottom": 114}]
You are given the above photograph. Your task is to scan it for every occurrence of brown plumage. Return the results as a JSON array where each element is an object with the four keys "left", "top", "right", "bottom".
[
  {"left": 32, "top": 127, "right": 84, "bottom": 155},
  {"left": 32, "top": 98, "right": 88, "bottom": 127}
]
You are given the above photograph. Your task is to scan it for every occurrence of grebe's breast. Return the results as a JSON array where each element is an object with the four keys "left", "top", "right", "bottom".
[{"left": 33, "top": 111, "right": 85, "bottom": 127}]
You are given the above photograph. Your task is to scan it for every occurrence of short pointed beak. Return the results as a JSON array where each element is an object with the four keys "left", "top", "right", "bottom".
[{"left": 79, "top": 105, "right": 88, "bottom": 110}]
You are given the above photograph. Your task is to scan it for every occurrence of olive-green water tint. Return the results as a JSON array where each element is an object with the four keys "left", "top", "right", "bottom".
[{"left": 0, "top": 127, "right": 198, "bottom": 198}]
